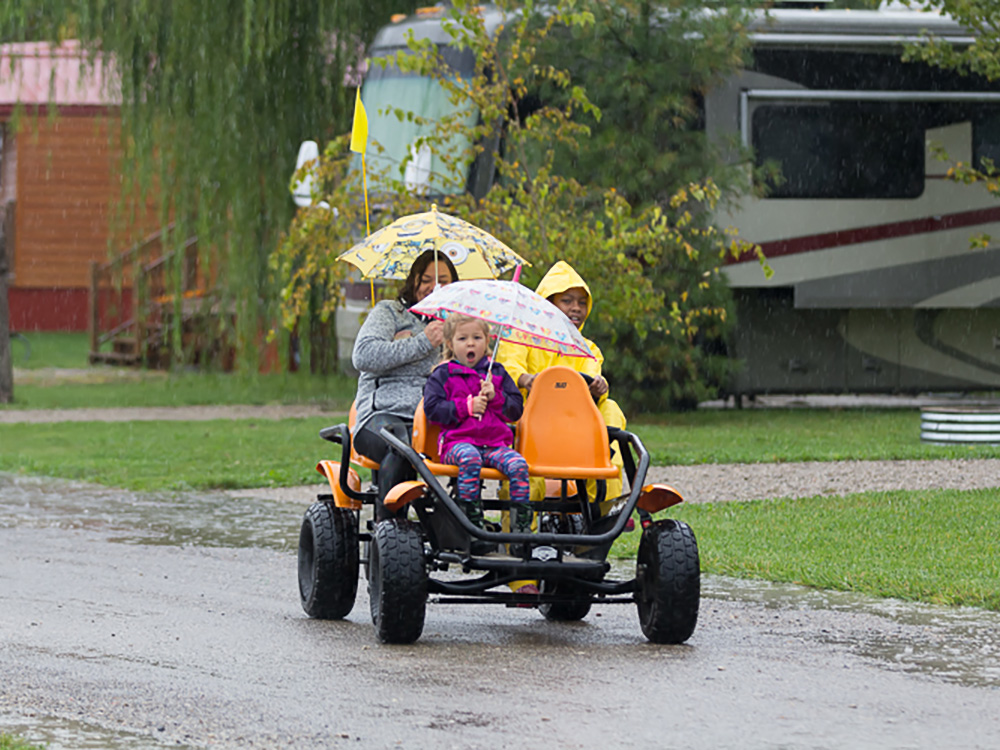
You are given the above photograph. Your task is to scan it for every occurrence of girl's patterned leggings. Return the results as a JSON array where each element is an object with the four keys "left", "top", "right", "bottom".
[{"left": 442, "top": 443, "right": 530, "bottom": 505}]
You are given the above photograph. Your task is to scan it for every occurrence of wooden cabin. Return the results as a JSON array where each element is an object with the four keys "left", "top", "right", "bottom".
[
  {"left": 1, "top": 42, "right": 287, "bottom": 370},
  {"left": 0, "top": 41, "right": 149, "bottom": 333}
]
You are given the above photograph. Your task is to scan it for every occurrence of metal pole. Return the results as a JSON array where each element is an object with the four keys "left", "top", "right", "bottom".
[{"left": 0, "top": 207, "right": 13, "bottom": 403}]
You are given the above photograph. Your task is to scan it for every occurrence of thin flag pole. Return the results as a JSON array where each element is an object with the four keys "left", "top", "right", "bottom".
[
  {"left": 350, "top": 86, "right": 373, "bottom": 305},
  {"left": 431, "top": 204, "right": 440, "bottom": 294},
  {"left": 362, "top": 154, "right": 371, "bottom": 238},
  {"left": 362, "top": 154, "right": 373, "bottom": 305}
]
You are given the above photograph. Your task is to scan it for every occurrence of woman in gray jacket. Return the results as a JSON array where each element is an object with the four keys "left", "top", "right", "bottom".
[{"left": 351, "top": 249, "right": 457, "bottom": 516}]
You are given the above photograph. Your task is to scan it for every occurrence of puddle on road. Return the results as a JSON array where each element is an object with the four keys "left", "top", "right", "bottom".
[
  {"left": 0, "top": 473, "right": 304, "bottom": 551},
  {"left": 4, "top": 473, "right": 1000, "bottom": 691},
  {"left": 703, "top": 575, "right": 1000, "bottom": 689},
  {"left": 0, "top": 711, "right": 193, "bottom": 750},
  {"left": 611, "top": 560, "right": 1000, "bottom": 690}
]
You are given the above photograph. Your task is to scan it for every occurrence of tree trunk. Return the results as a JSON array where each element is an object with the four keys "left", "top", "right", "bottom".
[{"left": 0, "top": 205, "right": 13, "bottom": 403}]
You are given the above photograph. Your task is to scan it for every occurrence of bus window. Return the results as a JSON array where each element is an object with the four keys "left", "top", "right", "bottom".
[
  {"left": 752, "top": 102, "right": 924, "bottom": 199},
  {"left": 358, "top": 46, "right": 479, "bottom": 196}
]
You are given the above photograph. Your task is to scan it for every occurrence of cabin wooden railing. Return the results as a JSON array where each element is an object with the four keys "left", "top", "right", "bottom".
[{"left": 88, "top": 224, "right": 201, "bottom": 366}]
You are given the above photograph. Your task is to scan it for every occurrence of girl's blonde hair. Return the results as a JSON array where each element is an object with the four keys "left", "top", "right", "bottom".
[{"left": 440, "top": 314, "right": 492, "bottom": 364}]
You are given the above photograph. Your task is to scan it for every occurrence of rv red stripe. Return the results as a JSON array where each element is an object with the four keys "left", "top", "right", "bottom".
[{"left": 732, "top": 205, "right": 1000, "bottom": 263}]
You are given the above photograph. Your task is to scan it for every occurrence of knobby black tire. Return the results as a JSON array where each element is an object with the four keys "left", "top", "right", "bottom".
[
  {"left": 298, "top": 502, "right": 359, "bottom": 619},
  {"left": 369, "top": 518, "right": 427, "bottom": 644},
  {"left": 539, "top": 580, "right": 592, "bottom": 622},
  {"left": 636, "top": 519, "right": 700, "bottom": 644}
]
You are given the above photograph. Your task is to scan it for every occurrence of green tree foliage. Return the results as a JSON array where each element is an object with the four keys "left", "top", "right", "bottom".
[
  {"left": 533, "top": 0, "right": 754, "bottom": 206},
  {"left": 1, "top": 0, "right": 411, "bottom": 370},
  {"left": 276, "top": 0, "right": 767, "bottom": 411},
  {"left": 901, "top": 1, "right": 1000, "bottom": 81},
  {"left": 525, "top": 0, "right": 761, "bottom": 409}
]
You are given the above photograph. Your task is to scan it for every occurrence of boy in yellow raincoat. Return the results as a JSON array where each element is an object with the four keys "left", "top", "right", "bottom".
[
  {"left": 495, "top": 261, "right": 627, "bottom": 599},
  {"left": 498, "top": 259, "right": 626, "bottom": 500}
]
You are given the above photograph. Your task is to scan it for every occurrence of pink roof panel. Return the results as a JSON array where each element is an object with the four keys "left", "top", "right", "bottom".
[{"left": 0, "top": 40, "right": 119, "bottom": 107}]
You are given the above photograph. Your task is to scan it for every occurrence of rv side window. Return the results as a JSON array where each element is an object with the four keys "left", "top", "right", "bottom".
[
  {"left": 753, "top": 103, "right": 924, "bottom": 199},
  {"left": 974, "top": 110, "right": 1000, "bottom": 171}
]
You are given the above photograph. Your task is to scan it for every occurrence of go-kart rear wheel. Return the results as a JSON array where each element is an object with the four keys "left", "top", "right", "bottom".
[
  {"left": 368, "top": 518, "right": 427, "bottom": 644},
  {"left": 298, "top": 502, "right": 359, "bottom": 619},
  {"left": 539, "top": 580, "right": 592, "bottom": 622},
  {"left": 636, "top": 519, "right": 700, "bottom": 644}
]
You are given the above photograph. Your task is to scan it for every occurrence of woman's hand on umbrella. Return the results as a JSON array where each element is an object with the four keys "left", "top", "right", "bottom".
[{"left": 424, "top": 320, "right": 445, "bottom": 347}]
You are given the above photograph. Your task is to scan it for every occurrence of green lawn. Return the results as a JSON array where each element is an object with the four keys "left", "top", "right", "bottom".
[
  {"left": 5, "top": 371, "right": 357, "bottom": 410},
  {"left": 4, "top": 409, "right": 999, "bottom": 491},
  {"left": 635, "top": 409, "right": 1000, "bottom": 464},
  {"left": 4, "top": 332, "right": 357, "bottom": 409},
  {"left": 8, "top": 330, "right": 89, "bottom": 369},
  {"left": 0, "top": 418, "right": 343, "bottom": 491}
]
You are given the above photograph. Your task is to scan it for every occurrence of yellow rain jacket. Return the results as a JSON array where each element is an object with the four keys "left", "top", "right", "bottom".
[{"left": 496, "top": 260, "right": 626, "bottom": 499}]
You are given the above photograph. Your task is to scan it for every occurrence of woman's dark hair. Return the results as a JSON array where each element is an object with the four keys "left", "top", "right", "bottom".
[{"left": 398, "top": 249, "right": 458, "bottom": 307}]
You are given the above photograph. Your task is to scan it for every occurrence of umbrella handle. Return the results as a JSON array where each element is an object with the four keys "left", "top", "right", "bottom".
[
  {"left": 512, "top": 264, "right": 523, "bottom": 283},
  {"left": 488, "top": 328, "right": 503, "bottom": 376}
]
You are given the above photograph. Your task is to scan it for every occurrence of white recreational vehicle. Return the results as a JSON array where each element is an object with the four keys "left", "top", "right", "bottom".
[
  {"left": 714, "top": 4, "right": 1000, "bottom": 397},
  {"left": 326, "top": 1, "right": 1000, "bottom": 396}
]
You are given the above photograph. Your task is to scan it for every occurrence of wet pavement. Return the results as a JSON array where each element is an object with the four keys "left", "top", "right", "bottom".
[{"left": 3, "top": 473, "right": 1000, "bottom": 749}]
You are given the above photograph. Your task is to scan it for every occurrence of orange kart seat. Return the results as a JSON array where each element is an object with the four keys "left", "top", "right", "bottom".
[
  {"left": 382, "top": 399, "right": 508, "bottom": 514},
  {"left": 516, "top": 366, "right": 620, "bottom": 481}
]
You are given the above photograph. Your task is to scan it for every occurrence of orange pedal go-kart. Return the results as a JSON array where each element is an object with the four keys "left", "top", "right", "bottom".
[{"left": 297, "top": 366, "right": 700, "bottom": 644}]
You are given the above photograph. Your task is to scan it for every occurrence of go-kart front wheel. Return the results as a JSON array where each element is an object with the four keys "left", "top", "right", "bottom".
[
  {"left": 369, "top": 518, "right": 427, "bottom": 644},
  {"left": 298, "top": 501, "right": 359, "bottom": 619},
  {"left": 636, "top": 519, "right": 700, "bottom": 644}
]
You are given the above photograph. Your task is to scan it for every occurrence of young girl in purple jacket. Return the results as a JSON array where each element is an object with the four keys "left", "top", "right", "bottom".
[{"left": 423, "top": 314, "right": 532, "bottom": 551}]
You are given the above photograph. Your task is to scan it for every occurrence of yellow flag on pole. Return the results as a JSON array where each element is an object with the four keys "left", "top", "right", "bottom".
[
  {"left": 350, "top": 88, "right": 368, "bottom": 155},
  {"left": 350, "top": 85, "right": 372, "bottom": 303}
]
